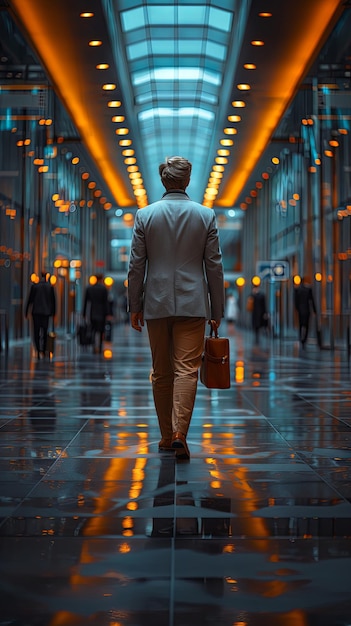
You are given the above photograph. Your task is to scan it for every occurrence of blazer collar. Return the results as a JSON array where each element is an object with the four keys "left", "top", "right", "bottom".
[{"left": 162, "top": 189, "right": 190, "bottom": 199}]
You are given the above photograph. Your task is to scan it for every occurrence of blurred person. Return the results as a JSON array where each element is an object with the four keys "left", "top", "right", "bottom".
[
  {"left": 225, "top": 293, "right": 238, "bottom": 325},
  {"left": 248, "top": 286, "right": 267, "bottom": 344},
  {"left": 83, "top": 273, "right": 109, "bottom": 353},
  {"left": 294, "top": 276, "right": 316, "bottom": 348},
  {"left": 25, "top": 271, "right": 56, "bottom": 359},
  {"left": 128, "top": 156, "right": 224, "bottom": 459}
]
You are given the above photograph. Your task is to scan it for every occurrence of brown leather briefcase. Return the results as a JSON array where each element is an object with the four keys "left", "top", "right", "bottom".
[{"left": 200, "top": 321, "right": 230, "bottom": 389}]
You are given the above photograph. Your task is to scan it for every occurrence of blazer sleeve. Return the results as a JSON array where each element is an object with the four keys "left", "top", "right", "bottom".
[
  {"left": 128, "top": 211, "right": 147, "bottom": 313},
  {"left": 203, "top": 213, "right": 225, "bottom": 320}
]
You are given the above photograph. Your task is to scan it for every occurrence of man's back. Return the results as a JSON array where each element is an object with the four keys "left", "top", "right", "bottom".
[
  {"left": 27, "top": 280, "right": 55, "bottom": 316},
  {"left": 84, "top": 283, "right": 108, "bottom": 321},
  {"left": 128, "top": 192, "right": 224, "bottom": 320},
  {"left": 295, "top": 283, "right": 316, "bottom": 316}
]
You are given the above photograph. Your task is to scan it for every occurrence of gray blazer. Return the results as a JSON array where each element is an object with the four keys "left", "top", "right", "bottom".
[{"left": 128, "top": 191, "right": 224, "bottom": 320}]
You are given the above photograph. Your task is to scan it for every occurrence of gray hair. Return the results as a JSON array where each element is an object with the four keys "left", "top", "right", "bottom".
[{"left": 159, "top": 156, "right": 192, "bottom": 190}]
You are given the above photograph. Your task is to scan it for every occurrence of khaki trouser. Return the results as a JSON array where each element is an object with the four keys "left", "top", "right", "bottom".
[{"left": 146, "top": 317, "right": 206, "bottom": 439}]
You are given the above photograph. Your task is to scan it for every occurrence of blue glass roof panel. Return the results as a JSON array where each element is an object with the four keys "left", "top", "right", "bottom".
[{"left": 117, "top": 1, "right": 235, "bottom": 201}]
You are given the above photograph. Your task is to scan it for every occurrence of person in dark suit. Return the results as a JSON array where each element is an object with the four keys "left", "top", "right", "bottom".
[
  {"left": 248, "top": 286, "right": 268, "bottom": 344},
  {"left": 25, "top": 271, "right": 56, "bottom": 359},
  {"left": 127, "top": 156, "right": 224, "bottom": 459},
  {"left": 83, "top": 273, "right": 109, "bottom": 353},
  {"left": 294, "top": 276, "right": 316, "bottom": 348}
]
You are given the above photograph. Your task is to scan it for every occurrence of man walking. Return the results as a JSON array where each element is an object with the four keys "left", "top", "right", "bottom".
[
  {"left": 25, "top": 271, "right": 56, "bottom": 359},
  {"left": 127, "top": 156, "right": 224, "bottom": 459},
  {"left": 294, "top": 276, "right": 317, "bottom": 348},
  {"left": 83, "top": 274, "right": 109, "bottom": 353}
]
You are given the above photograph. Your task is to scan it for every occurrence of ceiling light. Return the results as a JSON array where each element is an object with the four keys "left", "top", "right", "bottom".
[
  {"left": 220, "top": 139, "right": 234, "bottom": 146},
  {"left": 138, "top": 107, "right": 214, "bottom": 122},
  {"left": 228, "top": 115, "right": 241, "bottom": 122},
  {"left": 215, "top": 157, "right": 228, "bottom": 164},
  {"left": 123, "top": 213, "right": 134, "bottom": 222},
  {"left": 232, "top": 101, "right": 246, "bottom": 107},
  {"left": 96, "top": 63, "right": 109, "bottom": 70},
  {"left": 224, "top": 128, "right": 237, "bottom": 135},
  {"left": 251, "top": 40, "right": 264, "bottom": 46},
  {"left": 112, "top": 116, "right": 125, "bottom": 122},
  {"left": 115, "top": 128, "right": 129, "bottom": 135},
  {"left": 132, "top": 67, "right": 221, "bottom": 86},
  {"left": 108, "top": 101, "right": 121, "bottom": 107},
  {"left": 103, "top": 84, "right": 116, "bottom": 90},
  {"left": 244, "top": 63, "right": 256, "bottom": 70},
  {"left": 89, "top": 40, "right": 102, "bottom": 47},
  {"left": 259, "top": 12, "right": 272, "bottom": 17},
  {"left": 237, "top": 84, "right": 250, "bottom": 90},
  {"left": 119, "top": 139, "right": 132, "bottom": 146},
  {"left": 217, "top": 150, "right": 230, "bottom": 156},
  {"left": 80, "top": 12, "right": 94, "bottom": 18}
]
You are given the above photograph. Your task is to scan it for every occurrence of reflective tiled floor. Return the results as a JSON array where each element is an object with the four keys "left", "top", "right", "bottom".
[{"left": 1, "top": 323, "right": 351, "bottom": 625}]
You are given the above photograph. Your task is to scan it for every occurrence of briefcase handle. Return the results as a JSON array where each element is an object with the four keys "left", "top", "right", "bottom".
[{"left": 208, "top": 320, "right": 219, "bottom": 338}]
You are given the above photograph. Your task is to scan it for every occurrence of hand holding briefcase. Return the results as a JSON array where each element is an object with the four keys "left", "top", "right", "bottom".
[{"left": 200, "top": 320, "right": 231, "bottom": 389}]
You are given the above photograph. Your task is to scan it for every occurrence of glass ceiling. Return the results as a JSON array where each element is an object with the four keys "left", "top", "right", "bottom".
[{"left": 112, "top": 1, "right": 236, "bottom": 203}]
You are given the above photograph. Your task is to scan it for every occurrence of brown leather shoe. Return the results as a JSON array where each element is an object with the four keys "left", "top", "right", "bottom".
[
  {"left": 171, "top": 431, "right": 190, "bottom": 459},
  {"left": 158, "top": 437, "right": 173, "bottom": 451}
]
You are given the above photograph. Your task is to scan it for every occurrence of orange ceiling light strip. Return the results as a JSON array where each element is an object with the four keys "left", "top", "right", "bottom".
[
  {"left": 10, "top": 0, "right": 133, "bottom": 207},
  {"left": 218, "top": 0, "right": 344, "bottom": 207}
]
